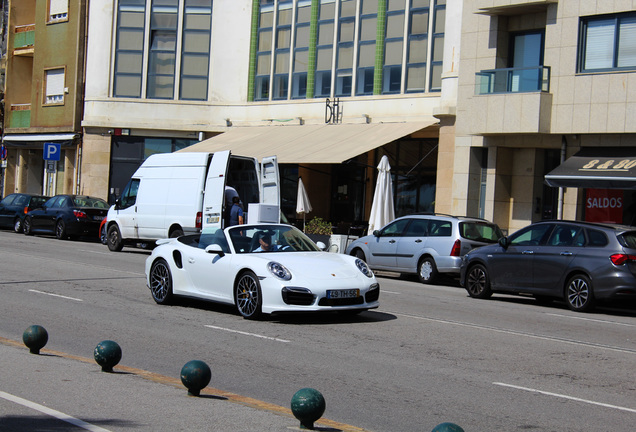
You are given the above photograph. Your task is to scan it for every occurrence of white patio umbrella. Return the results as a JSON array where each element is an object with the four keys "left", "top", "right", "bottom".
[
  {"left": 296, "top": 177, "right": 313, "bottom": 230},
  {"left": 367, "top": 155, "right": 395, "bottom": 235}
]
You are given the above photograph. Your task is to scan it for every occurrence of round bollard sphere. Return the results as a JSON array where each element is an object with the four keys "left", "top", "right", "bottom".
[
  {"left": 432, "top": 422, "right": 465, "bottom": 432},
  {"left": 93, "top": 340, "right": 122, "bottom": 372},
  {"left": 291, "top": 388, "right": 326, "bottom": 430},
  {"left": 180, "top": 360, "right": 211, "bottom": 396},
  {"left": 22, "top": 325, "right": 48, "bottom": 354}
]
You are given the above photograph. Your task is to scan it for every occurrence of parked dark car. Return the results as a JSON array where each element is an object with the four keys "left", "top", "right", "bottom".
[
  {"left": 23, "top": 195, "right": 109, "bottom": 240},
  {"left": 460, "top": 220, "right": 636, "bottom": 312},
  {"left": 0, "top": 193, "right": 50, "bottom": 233}
]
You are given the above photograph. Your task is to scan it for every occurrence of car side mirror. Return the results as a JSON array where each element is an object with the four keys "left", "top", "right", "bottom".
[
  {"left": 373, "top": 230, "right": 381, "bottom": 237},
  {"left": 315, "top": 241, "right": 327, "bottom": 250},
  {"left": 205, "top": 244, "right": 225, "bottom": 257},
  {"left": 114, "top": 198, "right": 121, "bottom": 210},
  {"left": 498, "top": 237, "right": 509, "bottom": 249}
]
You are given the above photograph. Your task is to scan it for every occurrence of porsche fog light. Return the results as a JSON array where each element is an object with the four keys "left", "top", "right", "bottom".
[
  {"left": 355, "top": 259, "right": 373, "bottom": 278},
  {"left": 268, "top": 261, "right": 292, "bottom": 281}
]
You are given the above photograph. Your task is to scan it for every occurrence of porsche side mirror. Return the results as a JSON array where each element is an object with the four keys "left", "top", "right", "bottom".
[
  {"left": 315, "top": 241, "right": 327, "bottom": 250},
  {"left": 205, "top": 244, "right": 225, "bottom": 257},
  {"left": 498, "top": 237, "right": 509, "bottom": 249}
]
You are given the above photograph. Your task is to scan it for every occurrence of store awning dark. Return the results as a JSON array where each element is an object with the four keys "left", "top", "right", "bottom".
[{"left": 545, "top": 147, "right": 636, "bottom": 189}]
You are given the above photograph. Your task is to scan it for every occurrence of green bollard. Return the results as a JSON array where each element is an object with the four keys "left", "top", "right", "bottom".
[
  {"left": 93, "top": 340, "right": 122, "bottom": 372},
  {"left": 180, "top": 360, "right": 211, "bottom": 396},
  {"left": 290, "top": 388, "right": 326, "bottom": 430},
  {"left": 22, "top": 325, "right": 48, "bottom": 354},
  {"left": 432, "top": 422, "right": 465, "bottom": 432}
]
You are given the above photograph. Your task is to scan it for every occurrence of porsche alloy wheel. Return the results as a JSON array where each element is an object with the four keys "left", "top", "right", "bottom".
[
  {"left": 150, "top": 259, "right": 173, "bottom": 305},
  {"left": 235, "top": 271, "right": 263, "bottom": 320}
]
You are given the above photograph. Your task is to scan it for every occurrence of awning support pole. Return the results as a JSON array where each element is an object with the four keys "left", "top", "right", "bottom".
[{"left": 557, "top": 136, "right": 566, "bottom": 220}]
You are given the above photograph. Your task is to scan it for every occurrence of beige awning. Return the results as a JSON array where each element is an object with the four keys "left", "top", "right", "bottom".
[{"left": 178, "top": 120, "right": 438, "bottom": 164}]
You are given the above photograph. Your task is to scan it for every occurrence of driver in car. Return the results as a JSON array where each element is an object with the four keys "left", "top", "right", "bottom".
[{"left": 253, "top": 233, "right": 280, "bottom": 252}]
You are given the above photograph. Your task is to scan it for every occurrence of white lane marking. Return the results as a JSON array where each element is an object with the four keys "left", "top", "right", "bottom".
[
  {"left": 493, "top": 382, "right": 636, "bottom": 414},
  {"left": 391, "top": 312, "right": 636, "bottom": 355},
  {"left": 0, "top": 390, "right": 113, "bottom": 432},
  {"left": 381, "top": 290, "right": 400, "bottom": 295},
  {"left": 545, "top": 313, "right": 636, "bottom": 327},
  {"left": 29, "top": 289, "right": 83, "bottom": 302},
  {"left": 79, "top": 249, "right": 112, "bottom": 256},
  {"left": 204, "top": 325, "right": 290, "bottom": 343}
]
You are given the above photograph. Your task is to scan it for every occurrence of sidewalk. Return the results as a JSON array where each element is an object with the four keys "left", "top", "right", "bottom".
[{"left": 0, "top": 337, "right": 369, "bottom": 432}]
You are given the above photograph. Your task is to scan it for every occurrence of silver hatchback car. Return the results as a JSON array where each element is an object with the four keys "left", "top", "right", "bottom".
[
  {"left": 460, "top": 220, "right": 636, "bottom": 312},
  {"left": 346, "top": 214, "right": 503, "bottom": 284}
]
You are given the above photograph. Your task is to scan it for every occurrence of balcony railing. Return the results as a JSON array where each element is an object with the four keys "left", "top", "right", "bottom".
[
  {"left": 10, "top": 104, "right": 31, "bottom": 128},
  {"left": 14, "top": 24, "right": 35, "bottom": 49},
  {"left": 475, "top": 66, "right": 550, "bottom": 95}
]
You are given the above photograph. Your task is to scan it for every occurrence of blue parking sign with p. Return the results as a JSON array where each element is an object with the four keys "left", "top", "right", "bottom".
[{"left": 44, "top": 142, "right": 61, "bottom": 161}]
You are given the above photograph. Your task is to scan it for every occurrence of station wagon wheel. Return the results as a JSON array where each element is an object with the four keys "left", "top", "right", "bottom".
[
  {"left": 13, "top": 217, "right": 23, "bottom": 233},
  {"left": 56, "top": 220, "right": 67, "bottom": 240},
  {"left": 417, "top": 257, "right": 438, "bottom": 284},
  {"left": 235, "top": 271, "right": 263, "bottom": 320},
  {"left": 150, "top": 259, "right": 173, "bottom": 305},
  {"left": 107, "top": 225, "right": 124, "bottom": 251},
  {"left": 23, "top": 217, "right": 33, "bottom": 236},
  {"left": 351, "top": 248, "right": 366, "bottom": 262},
  {"left": 565, "top": 274, "right": 595, "bottom": 312},
  {"left": 465, "top": 263, "right": 492, "bottom": 299}
]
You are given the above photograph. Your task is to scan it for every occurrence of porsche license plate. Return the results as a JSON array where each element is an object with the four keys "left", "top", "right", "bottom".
[{"left": 327, "top": 289, "right": 359, "bottom": 299}]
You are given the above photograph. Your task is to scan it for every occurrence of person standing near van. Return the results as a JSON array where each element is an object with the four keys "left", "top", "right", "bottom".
[{"left": 229, "top": 196, "right": 244, "bottom": 226}]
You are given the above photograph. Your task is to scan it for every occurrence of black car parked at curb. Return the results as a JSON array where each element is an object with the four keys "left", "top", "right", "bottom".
[
  {"left": 460, "top": 220, "right": 636, "bottom": 312},
  {"left": 23, "top": 195, "right": 109, "bottom": 240},
  {"left": 0, "top": 193, "right": 50, "bottom": 233}
]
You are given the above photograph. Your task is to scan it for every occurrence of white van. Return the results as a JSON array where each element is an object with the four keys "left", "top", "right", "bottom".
[{"left": 105, "top": 150, "right": 279, "bottom": 251}]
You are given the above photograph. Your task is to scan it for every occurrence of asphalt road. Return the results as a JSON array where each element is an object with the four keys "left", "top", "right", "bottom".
[{"left": 1, "top": 230, "right": 635, "bottom": 431}]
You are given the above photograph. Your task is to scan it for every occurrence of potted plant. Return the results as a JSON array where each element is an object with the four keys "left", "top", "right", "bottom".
[{"left": 303, "top": 217, "right": 332, "bottom": 246}]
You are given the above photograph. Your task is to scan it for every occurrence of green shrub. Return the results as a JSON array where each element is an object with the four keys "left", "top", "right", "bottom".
[{"left": 304, "top": 217, "right": 333, "bottom": 235}]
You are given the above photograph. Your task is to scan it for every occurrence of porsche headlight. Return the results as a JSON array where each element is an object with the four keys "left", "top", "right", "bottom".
[
  {"left": 267, "top": 261, "right": 292, "bottom": 281},
  {"left": 355, "top": 259, "right": 373, "bottom": 278}
]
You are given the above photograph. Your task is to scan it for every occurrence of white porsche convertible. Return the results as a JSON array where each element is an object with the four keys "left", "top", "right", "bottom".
[{"left": 145, "top": 224, "right": 380, "bottom": 319}]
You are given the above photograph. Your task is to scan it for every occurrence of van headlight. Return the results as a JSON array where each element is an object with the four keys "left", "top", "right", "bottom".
[
  {"left": 356, "top": 259, "right": 373, "bottom": 278},
  {"left": 268, "top": 261, "right": 292, "bottom": 281}
]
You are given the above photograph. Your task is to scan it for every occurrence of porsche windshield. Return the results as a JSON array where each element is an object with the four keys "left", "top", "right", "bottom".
[{"left": 228, "top": 225, "right": 321, "bottom": 253}]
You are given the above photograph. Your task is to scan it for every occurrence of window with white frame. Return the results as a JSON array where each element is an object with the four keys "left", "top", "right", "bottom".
[
  {"left": 49, "top": 0, "right": 69, "bottom": 22},
  {"left": 45, "top": 68, "right": 65, "bottom": 104},
  {"left": 579, "top": 12, "right": 636, "bottom": 72}
]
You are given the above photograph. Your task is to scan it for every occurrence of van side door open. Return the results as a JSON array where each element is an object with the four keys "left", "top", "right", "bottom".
[{"left": 201, "top": 150, "right": 231, "bottom": 232}]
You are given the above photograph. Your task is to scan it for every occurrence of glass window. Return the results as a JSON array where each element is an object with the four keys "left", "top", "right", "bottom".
[
  {"left": 384, "top": 4, "right": 406, "bottom": 94},
  {"left": 380, "top": 219, "right": 410, "bottom": 236},
  {"left": 119, "top": 179, "right": 140, "bottom": 209},
  {"left": 580, "top": 13, "right": 636, "bottom": 72},
  {"left": 114, "top": 0, "right": 146, "bottom": 98},
  {"left": 45, "top": 68, "right": 65, "bottom": 104},
  {"left": 547, "top": 225, "right": 581, "bottom": 247},
  {"left": 404, "top": 219, "right": 428, "bottom": 236},
  {"left": 255, "top": 5, "right": 274, "bottom": 101},
  {"left": 0, "top": 194, "right": 17, "bottom": 205},
  {"left": 428, "top": 220, "right": 452, "bottom": 236},
  {"left": 147, "top": 0, "right": 178, "bottom": 99},
  {"left": 315, "top": 2, "right": 335, "bottom": 98},
  {"left": 587, "top": 229, "right": 609, "bottom": 247},
  {"left": 180, "top": 0, "right": 212, "bottom": 101},
  {"left": 509, "top": 224, "right": 553, "bottom": 246}
]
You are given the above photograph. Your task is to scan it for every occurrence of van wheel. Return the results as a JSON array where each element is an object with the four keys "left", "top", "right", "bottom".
[
  {"left": 107, "top": 225, "right": 124, "bottom": 251},
  {"left": 169, "top": 228, "right": 184, "bottom": 238}
]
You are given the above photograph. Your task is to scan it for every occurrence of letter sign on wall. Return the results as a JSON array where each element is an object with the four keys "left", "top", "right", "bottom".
[{"left": 585, "top": 189, "right": 623, "bottom": 223}]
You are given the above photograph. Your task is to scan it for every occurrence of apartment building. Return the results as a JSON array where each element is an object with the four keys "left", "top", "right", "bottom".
[
  {"left": 450, "top": 0, "right": 636, "bottom": 233},
  {"left": 1, "top": 0, "right": 87, "bottom": 197},
  {"left": 81, "top": 0, "right": 459, "bottom": 228}
]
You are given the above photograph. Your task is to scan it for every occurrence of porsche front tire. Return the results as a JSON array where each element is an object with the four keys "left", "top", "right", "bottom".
[
  {"left": 150, "top": 259, "right": 173, "bottom": 305},
  {"left": 235, "top": 271, "right": 263, "bottom": 320}
]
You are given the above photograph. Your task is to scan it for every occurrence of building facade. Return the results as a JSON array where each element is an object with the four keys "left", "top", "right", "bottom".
[
  {"left": 449, "top": 0, "right": 636, "bottom": 234},
  {"left": 1, "top": 0, "right": 87, "bottom": 197},
  {"left": 81, "top": 0, "right": 458, "bottom": 230}
]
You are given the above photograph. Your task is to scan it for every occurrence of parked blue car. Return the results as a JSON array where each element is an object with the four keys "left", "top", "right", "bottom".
[
  {"left": 23, "top": 195, "right": 109, "bottom": 240},
  {"left": 0, "top": 193, "right": 50, "bottom": 233}
]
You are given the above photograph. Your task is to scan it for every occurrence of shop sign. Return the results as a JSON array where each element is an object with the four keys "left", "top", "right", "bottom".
[{"left": 585, "top": 189, "right": 623, "bottom": 223}]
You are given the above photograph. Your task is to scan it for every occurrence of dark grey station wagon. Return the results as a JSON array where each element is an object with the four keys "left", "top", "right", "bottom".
[{"left": 460, "top": 220, "right": 636, "bottom": 312}]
